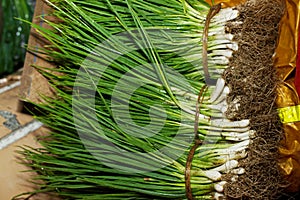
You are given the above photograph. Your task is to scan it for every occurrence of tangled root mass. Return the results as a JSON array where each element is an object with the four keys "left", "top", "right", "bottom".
[{"left": 222, "top": 0, "right": 287, "bottom": 199}]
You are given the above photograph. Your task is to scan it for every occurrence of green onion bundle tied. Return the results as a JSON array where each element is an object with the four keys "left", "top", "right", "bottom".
[{"left": 18, "top": 0, "right": 286, "bottom": 199}]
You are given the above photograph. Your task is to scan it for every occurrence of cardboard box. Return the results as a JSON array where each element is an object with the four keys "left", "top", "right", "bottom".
[{"left": 19, "top": 0, "right": 55, "bottom": 103}]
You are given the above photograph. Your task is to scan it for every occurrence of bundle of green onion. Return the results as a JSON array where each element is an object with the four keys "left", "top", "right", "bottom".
[
  {"left": 0, "top": 0, "right": 34, "bottom": 75},
  {"left": 18, "top": 0, "right": 285, "bottom": 199}
]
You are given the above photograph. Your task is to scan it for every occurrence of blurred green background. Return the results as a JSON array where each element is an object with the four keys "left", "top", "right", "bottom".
[{"left": 0, "top": 0, "right": 35, "bottom": 76}]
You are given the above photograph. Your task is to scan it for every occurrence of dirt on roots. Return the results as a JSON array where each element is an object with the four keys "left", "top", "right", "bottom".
[{"left": 222, "top": 0, "right": 288, "bottom": 199}]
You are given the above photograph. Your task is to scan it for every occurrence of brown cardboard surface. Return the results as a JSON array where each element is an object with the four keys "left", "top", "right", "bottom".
[
  {"left": 0, "top": 86, "right": 34, "bottom": 138},
  {"left": 0, "top": 83, "right": 59, "bottom": 199},
  {"left": 0, "top": 127, "right": 60, "bottom": 200},
  {"left": 19, "top": 0, "right": 56, "bottom": 103}
]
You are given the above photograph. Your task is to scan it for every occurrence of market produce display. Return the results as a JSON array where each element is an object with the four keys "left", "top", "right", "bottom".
[{"left": 17, "top": 0, "right": 298, "bottom": 199}]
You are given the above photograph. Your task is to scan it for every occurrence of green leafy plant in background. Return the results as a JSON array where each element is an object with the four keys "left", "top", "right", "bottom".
[
  {"left": 0, "top": 0, "right": 34, "bottom": 75},
  {"left": 16, "top": 0, "right": 286, "bottom": 199}
]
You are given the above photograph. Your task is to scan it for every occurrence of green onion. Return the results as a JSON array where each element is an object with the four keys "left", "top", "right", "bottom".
[{"left": 16, "top": 0, "right": 258, "bottom": 199}]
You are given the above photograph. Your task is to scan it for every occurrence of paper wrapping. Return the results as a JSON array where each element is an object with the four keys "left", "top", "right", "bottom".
[
  {"left": 205, "top": 0, "right": 245, "bottom": 7},
  {"left": 275, "top": 0, "right": 300, "bottom": 192}
]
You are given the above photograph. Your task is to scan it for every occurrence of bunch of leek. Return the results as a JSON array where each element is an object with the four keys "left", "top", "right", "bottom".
[{"left": 17, "top": 0, "right": 282, "bottom": 199}]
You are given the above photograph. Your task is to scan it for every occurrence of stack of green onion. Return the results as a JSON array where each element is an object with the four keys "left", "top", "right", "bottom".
[{"left": 17, "top": 0, "right": 285, "bottom": 199}]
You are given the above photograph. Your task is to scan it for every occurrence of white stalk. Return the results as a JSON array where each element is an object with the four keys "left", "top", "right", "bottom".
[
  {"left": 206, "top": 130, "right": 253, "bottom": 138},
  {"left": 214, "top": 192, "right": 225, "bottom": 200},
  {"left": 208, "top": 56, "right": 230, "bottom": 65},
  {"left": 213, "top": 160, "right": 239, "bottom": 173},
  {"left": 208, "top": 42, "right": 239, "bottom": 51},
  {"left": 231, "top": 168, "right": 245, "bottom": 175},
  {"left": 205, "top": 100, "right": 227, "bottom": 113},
  {"left": 211, "top": 68, "right": 226, "bottom": 77},
  {"left": 208, "top": 26, "right": 226, "bottom": 37},
  {"left": 199, "top": 125, "right": 250, "bottom": 133},
  {"left": 209, "top": 49, "right": 233, "bottom": 58},
  {"left": 223, "top": 135, "right": 248, "bottom": 142},
  {"left": 214, "top": 181, "right": 227, "bottom": 193},
  {"left": 212, "top": 8, "right": 239, "bottom": 24},
  {"left": 216, "top": 149, "right": 248, "bottom": 163},
  {"left": 227, "top": 42, "right": 239, "bottom": 51},
  {"left": 197, "top": 140, "right": 249, "bottom": 160},
  {"left": 210, "top": 86, "right": 230, "bottom": 104},
  {"left": 208, "top": 38, "right": 233, "bottom": 46},
  {"left": 217, "top": 140, "right": 250, "bottom": 154},
  {"left": 228, "top": 21, "right": 243, "bottom": 26},
  {"left": 231, "top": 175, "right": 239, "bottom": 182},
  {"left": 203, "top": 170, "right": 222, "bottom": 181},
  {"left": 214, "top": 33, "right": 234, "bottom": 41},
  {"left": 221, "top": 130, "right": 255, "bottom": 138},
  {"left": 210, "top": 78, "right": 225, "bottom": 102},
  {"left": 210, "top": 119, "right": 249, "bottom": 128},
  {"left": 207, "top": 112, "right": 224, "bottom": 118}
]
